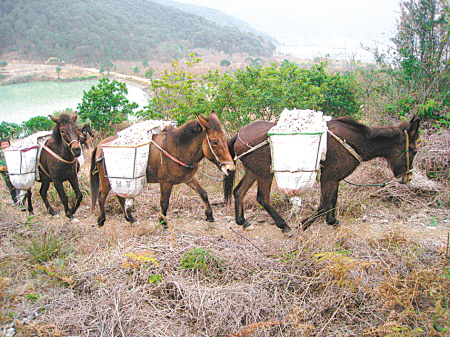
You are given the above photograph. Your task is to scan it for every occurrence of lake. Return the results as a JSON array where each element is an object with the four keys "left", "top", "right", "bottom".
[{"left": 0, "top": 80, "right": 150, "bottom": 124}]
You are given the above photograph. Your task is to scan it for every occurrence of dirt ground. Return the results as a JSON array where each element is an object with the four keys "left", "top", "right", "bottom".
[{"left": 1, "top": 149, "right": 449, "bottom": 254}]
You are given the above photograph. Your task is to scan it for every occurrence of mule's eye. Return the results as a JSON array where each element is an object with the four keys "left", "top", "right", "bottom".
[{"left": 211, "top": 140, "right": 219, "bottom": 146}]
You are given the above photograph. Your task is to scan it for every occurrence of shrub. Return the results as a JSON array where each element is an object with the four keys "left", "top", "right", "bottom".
[
  {"left": 220, "top": 59, "right": 231, "bottom": 67},
  {"left": 22, "top": 116, "right": 54, "bottom": 136},
  {"left": 0, "top": 121, "right": 23, "bottom": 138}
]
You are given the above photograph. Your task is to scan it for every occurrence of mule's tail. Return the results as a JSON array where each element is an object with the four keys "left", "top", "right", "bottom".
[
  {"left": 223, "top": 134, "right": 237, "bottom": 203},
  {"left": 90, "top": 147, "right": 99, "bottom": 212}
]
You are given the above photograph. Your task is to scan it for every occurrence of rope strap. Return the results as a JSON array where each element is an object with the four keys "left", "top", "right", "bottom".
[
  {"left": 150, "top": 140, "right": 194, "bottom": 169},
  {"left": 328, "top": 130, "right": 363, "bottom": 163},
  {"left": 40, "top": 142, "right": 77, "bottom": 164},
  {"left": 234, "top": 139, "right": 269, "bottom": 161}
]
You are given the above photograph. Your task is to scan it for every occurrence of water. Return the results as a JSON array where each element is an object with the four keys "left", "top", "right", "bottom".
[{"left": 0, "top": 80, "right": 150, "bottom": 124}]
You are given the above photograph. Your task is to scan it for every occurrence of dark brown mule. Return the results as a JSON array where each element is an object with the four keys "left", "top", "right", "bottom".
[
  {"left": 25, "top": 113, "right": 83, "bottom": 218},
  {"left": 224, "top": 116, "right": 420, "bottom": 233},
  {"left": 91, "top": 112, "right": 235, "bottom": 228},
  {"left": 78, "top": 123, "right": 95, "bottom": 149}
]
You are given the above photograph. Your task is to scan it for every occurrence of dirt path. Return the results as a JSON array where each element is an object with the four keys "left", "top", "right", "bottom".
[
  {"left": 0, "top": 61, "right": 151, "bottom": 87},
  {"left": 2, "top": 156, "right": 449, "bottom": 254}
]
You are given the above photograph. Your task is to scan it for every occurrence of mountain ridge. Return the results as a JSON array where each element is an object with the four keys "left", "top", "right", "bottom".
[{"left": 0, "top": 0, "right": 275, "bottom": 65}]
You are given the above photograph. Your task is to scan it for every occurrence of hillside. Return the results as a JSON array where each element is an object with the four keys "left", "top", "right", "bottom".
[
  {"left": 0, "top": 0, "right": 275, "bottom": 65},
  {"left": 150, "top": 0, "right": 279, "bottom": 45}
]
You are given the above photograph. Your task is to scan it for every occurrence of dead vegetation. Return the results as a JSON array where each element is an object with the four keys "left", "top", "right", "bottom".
[{"left": 0, "top": 129, "right": 449, "bottom": 336}]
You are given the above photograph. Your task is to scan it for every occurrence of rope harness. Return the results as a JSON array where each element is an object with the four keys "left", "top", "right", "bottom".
[
  {"left": 37, "top": 138, "right": 78, "bottom": 178},
  {"left": 233, "top": 132, "right": 270, "bottom": 162},
  {"left": 149, "top": 139, "right": 194, "bottom": 169},
  {"left": 332, "top": 129, "right": 411, "bottom": 187},
  {"left": 233, "top": 129, "right": 412, "bottom": 188}
]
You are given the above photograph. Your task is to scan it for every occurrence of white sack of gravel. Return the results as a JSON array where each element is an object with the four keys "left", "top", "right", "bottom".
[
  {"left": 101, "top": 120, "right": 177, "bottom": 199},
  {"left": 268, "top": 109, "right": 330, "bottom": 199},
  {"left": 3, "top": 131, "right": 52, "bottom": 190}
]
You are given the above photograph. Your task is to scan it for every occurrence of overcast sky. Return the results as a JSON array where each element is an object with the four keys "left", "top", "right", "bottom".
[{"left": 174, "top": 0, "right": 402, "bottom": 60}]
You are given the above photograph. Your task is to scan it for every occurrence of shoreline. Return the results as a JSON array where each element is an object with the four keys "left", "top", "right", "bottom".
[{"left": 0, "top": 61, "right": 152, "bottom": 94}]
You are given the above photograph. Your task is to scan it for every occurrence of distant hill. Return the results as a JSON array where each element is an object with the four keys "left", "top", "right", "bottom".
[
  {"left": 150, "top": 0, "right": 279, "bottom": 45},
  {"left": 0, "top": 0, "right": 275, "bottom": 65}
]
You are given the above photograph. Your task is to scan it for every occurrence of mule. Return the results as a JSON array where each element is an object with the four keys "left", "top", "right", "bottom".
[
  {"left": 24, "top": 113, "right": 83, "bottom": 218},
  {"left": 224, "top": 116, "right": 420, "bottom": 233},
  {"left": 78, "top": 123, "right": 95, "bottom": 149},
  {"left": 91, "top": 112, "right": 235, "bottom": 228}
]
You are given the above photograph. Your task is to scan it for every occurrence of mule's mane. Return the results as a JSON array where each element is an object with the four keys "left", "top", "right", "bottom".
[
  {"left": 168, "top": 115, "right": 222, "bottom": 143},
  {"left": 334, "top": 116, "right": 400, "bottom": 139}
]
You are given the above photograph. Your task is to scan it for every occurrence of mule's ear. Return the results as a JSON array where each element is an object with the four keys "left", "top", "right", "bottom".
[
  {"left": 49, "top": 115, "right": 59, "bottom": 124},
  {"left": 197, "top": 114, "right": 210, "bottom": 131},
  {"left": 408, "top": 115, "right": 420, "bottom": 141},
  {"left": 71, "top": 113, "right": 78, "bottom": 123}
]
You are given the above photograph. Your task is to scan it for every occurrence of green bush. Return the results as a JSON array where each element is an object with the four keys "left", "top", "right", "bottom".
[
  {"left": 77, "top": 78, "right": 138, "bottom": 134},
  {"left": 0, "top": 121, "right": 23, "bottom": 138},
  {"left": 145, "top": 67, "right": 154, "bottom": 78},
  {"left": 220, "top": 59, "right": 231, "bottom": 67},
  {"left": 23, "top": 116, "right": 54, "bottom": 136},
  {"left": 180, "top": 247, "right": 224, "bottom": 277}
]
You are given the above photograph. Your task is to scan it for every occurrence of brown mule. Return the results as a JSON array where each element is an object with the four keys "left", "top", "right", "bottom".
[
  {"left": 24, "top": 113, "right": 83, "bottom": 218},
  {"left": 91, "top": 112, "right": 235, "bottom": 228},
  {"left": 224, "top": 116, "right": 420, "bottom": 233}
]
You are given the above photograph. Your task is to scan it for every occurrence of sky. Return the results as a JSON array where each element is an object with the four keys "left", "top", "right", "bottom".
[{"left": 174, "top": 0, "right": 402, "bottom": 60}]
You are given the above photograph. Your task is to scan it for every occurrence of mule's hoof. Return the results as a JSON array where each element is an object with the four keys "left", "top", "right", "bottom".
[
  {"left": 131, "top": 221, "right": 140, "bottom": 226},
  {"left": 71, "top": 218, "right": 80, "bottom": 223},
  {"left": 328, "top": 220, "right": 340, "bottom": 228},
  {"left": 282, "top": 227, "right": 293, "bottom": 237},
  {"left": 206, "top": 217, "right": 215, "bottom": 223},
  {"left": 243, "top": 223, "right": 255, "bottom": 231}
]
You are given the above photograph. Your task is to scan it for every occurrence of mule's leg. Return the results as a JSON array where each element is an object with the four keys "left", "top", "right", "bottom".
[
  {"left": 159, "top": 183, "right": 173, "bottom": 229},
  {"left": 39, "top": 180, "right": 57, "bottom": 216},
  {"left": 68, "top": 176, "right": 83, "bottom": 216},
  {"left": 52, "top": 179, "right": 73, "bottom": 219},
  {"left": 233, "top": 171, "right": 256, "bottom": 229},
  {"left": 185, "top": 176, "right": 214, "bottom": 222},
  {"left": 256, "top": 177, "right": 291, "bottom": 233},
  {"left": 117, "top": 196, "right": 138, "bottom": 224},
  {"left": 97, "top": 178, "right": 111, "bottom": 227},
  {"left": 26, "top": 189, "right": 34, "bottom": 216},
  {"left": 302, "top": 181, "right": 340, "bottom": 230}
]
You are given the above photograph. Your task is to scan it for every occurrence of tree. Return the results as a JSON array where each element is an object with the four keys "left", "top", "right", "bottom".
[
  {"left": 100, "top": 60, "right": 114, "bottom": 74},
  {"left": 77, "top": 78, "right": 138, "bottom": 134},
  {"left": 22, "top": 116, "right": 54, "bottom": 136},
  {"left": 136, "top": 54, "right": 210, "bottom": 125},
  {"left": 370, "top": 0, "right": 450, "bottom": 120},
  {"left": 56, "top": 67, "right": 61, "bottom": 79},
  {"left": 145, "top": 67, "right": 154, "bottom": 78},
  {"left": 0, "top": 121, "right": 22, "bottom": 139}
]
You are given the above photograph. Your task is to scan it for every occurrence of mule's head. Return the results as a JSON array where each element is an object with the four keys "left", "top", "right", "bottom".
[
  {"left": 197, "top": 112, "right": 236, "bottom": 176},
  {"left": 50, "top": 113, "right": 82, "bottom": 157},
  {"left": 82, "top": 123, "right": 95, "bottom": 137},
  {"left": 388, "top": 115, "right": 420, "bottom": 184}
]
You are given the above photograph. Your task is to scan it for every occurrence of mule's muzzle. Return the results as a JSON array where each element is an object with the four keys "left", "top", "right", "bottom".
[
  {"left": 71, "top": 144, "right": 82, "bottom": 157},
  {"left": 221, "top": 162, "right": 236, "bottom": 176}
]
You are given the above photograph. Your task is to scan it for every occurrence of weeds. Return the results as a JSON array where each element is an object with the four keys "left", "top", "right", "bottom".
[
  {"left": 180, "top": 247, "right": 224, "bottom": 277},
  {"left": 16, "top": 230, "right": 72, "bottom": 264}
]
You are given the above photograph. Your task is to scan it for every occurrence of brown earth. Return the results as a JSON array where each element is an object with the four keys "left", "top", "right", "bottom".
[{"left": 2, "top": 150, "right": 449, "bottom": 252}]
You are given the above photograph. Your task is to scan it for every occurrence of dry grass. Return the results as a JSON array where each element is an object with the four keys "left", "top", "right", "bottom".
[{"left": 0, "top": 130, "right": 449, "bottom": 336}]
